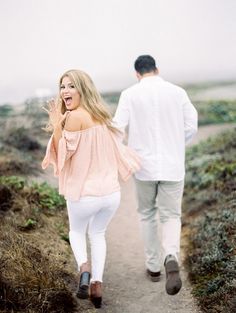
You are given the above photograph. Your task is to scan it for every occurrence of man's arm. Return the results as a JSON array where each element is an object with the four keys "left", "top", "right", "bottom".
[
  {"left": 182, "top": 91, "right": 198, "bottom": 145},
  {"left": 113, "top": 91, "right": 130, "bottom": 132}
]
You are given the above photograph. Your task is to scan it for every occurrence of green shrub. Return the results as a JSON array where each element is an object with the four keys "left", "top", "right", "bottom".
[
  {"left": 187, "top": 208, "right": 236, "bottom": 312},
  {"left": 0, "top": 175, "right": 25, "bottom": 191},
  {"left": 102, "top": 92, "right": 120, "bottom": 105},
  {"left": 186, "top": 128, "right": 236, "bottom": 191},
  {"left": 18, "top": 218, "right": 38, "bottom": 231},
  {"left": 27, "top": 182, "right": 66, "bottom": 212},
  {"left": 0, "top": 176, "right": 65, "bottom": 213},
  {"left": 187, "top": 128, "right": 236, "bottom": 158},
  {"left": 184, "top": 128, "right": 236, "bottom": 312},
  {"left": 0, "top": 104, "right": 13, "bottom": 117},
  {"left": 194, "top": 100, "right": 236, "bottom": 125}
]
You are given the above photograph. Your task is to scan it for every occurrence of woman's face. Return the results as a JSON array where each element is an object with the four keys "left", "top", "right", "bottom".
[{"left": 60, "top": 76, "right": 81, "bottom": 110}]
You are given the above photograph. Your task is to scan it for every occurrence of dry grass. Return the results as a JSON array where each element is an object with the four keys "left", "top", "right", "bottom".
[
  {"left": 0, "top": 159, "right": 39, "bottom": 177},
  {"left": 0, "top": 227, "right": 77, "bottom": 313},
  {"left": 0, "top": 176, "right": 80, "bottom": 313}
]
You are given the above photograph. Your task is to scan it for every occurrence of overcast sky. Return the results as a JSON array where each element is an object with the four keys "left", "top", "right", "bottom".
[{"left": 1, "top": 0, "right": 236, "bottom": 104}]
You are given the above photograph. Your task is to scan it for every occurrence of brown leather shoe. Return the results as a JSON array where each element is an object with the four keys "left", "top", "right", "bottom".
[
  {"left": 164, "top": 255, "right": 182, "bottom": 295},
  {"left": 146, "top": 269, "right": 161, "bottom": 282},
  {"left": 90, "top": 281, "right": 102, "bottom": 308}
]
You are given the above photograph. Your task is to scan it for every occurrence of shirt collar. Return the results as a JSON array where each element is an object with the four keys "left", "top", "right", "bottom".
[{"left": 140, "top": 75, "right": 163, "bottom": 83}]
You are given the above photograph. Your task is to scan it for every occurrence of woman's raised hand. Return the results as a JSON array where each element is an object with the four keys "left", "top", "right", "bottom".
[{"left": 42, "top": 98, "right": 68, "bottom": 130}]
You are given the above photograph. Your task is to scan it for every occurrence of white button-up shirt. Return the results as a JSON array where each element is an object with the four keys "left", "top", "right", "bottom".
[{"left": 113, "top": 75, "right": 198, "bottom": 181}]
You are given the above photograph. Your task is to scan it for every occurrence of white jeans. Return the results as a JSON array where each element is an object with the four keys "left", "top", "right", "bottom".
[
  {"left": 135, "top": 179, "right": 184, "bottom": 272},
  {"left": 66, "top": 191, "right": 120, "bottom": 282}
]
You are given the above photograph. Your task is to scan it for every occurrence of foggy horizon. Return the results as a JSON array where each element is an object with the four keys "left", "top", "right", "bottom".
[{"left": 1, "top": 0, "right": 236, "bottom": 104}]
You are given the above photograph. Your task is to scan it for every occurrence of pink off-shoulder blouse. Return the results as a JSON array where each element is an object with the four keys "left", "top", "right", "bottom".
[{"left": 42, "top": 124, "right": 141, "bottom": 201}]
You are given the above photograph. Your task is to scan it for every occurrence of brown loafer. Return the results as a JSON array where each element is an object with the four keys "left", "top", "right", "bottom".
[
  {"left": 146, "top": 269, "right": 161, "bottom": 282},
  {"left": 164, "top": 255, "right": 182, "bottom": 295}
]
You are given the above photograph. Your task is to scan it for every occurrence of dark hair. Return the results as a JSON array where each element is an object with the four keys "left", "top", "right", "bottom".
[{"left": 134, "top": 55, "right": 157, "bottom": 75}]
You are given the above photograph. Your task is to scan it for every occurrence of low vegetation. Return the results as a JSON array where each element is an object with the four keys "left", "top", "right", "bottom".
[
  {"left": 0, "top": 176, "right": 78, "bottom": 313},
  {"left": 0, "top": 104, "right": 13, "bottom": 117},
  {"left": 194, "top": 100, "right": 236, "bottom": 125},
  {"left": 3, "top": 126, "right": 41, "bottom": 151},
  {"left": 183, "top": 128, "right": 236, "bottom": 313}
]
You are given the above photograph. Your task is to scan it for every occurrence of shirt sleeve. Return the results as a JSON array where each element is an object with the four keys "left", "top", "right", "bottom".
[
  {"left": 113, "top": 91, "right": 130, "bottom": 132},
  {"left": 182, "top": 91, "right": 198, "bottom": 145}
]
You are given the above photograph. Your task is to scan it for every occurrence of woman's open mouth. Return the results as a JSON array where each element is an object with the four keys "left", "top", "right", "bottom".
[{"left": 64, "top": 97, "right": 72, "bottom": 106}]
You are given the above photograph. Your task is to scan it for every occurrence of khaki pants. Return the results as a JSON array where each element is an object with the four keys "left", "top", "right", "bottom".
[{"left": 135, "top": 179, "right": 184, "bottom": 272}]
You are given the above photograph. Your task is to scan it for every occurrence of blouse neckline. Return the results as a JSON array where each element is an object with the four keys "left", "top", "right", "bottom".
[{"left": 63, "top": 124, "right": 105, "bottom": 134}]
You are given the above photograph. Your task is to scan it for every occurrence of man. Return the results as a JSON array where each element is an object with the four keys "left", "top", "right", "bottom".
[{"left": 113, "top": 55, "right": 198, "bottom": 296}]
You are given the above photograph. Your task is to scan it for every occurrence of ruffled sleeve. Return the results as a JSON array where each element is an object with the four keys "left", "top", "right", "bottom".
[
  {"left": 110, "top": 132, "right": 141, "bottom": 181},
  {"left": 42, "top": 131, "right": 81, "bottom": 175},
  {"left": 41, "top": 135, "right": 59, "bottom": 176},
  {"left": 57, "top": 131, "right": 81, "bottom": 172}
]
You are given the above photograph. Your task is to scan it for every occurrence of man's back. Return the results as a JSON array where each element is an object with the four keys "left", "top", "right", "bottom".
[
  {"left": 114, "top": 55, "right": 198, "bottom": 296},
  {"left": 113, "top": 75, "right": 198, "bottom": 181}
]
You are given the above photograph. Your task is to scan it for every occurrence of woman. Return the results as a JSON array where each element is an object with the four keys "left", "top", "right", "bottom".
[{"left": 42, "top": 69, "right": 140, "bottom": 308}]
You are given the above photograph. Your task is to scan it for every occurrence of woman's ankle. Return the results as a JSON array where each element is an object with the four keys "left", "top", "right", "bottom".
[{"left": 80, "top": 262, "right": 90, "bottom": 273}]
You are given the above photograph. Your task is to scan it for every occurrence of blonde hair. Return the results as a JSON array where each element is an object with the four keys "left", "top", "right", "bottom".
[
  {"left": 66, "top": 69, "right": 120, "bottom": 132},
  {"left": 44, "top": 69, "right": 120, "bottom": 134}
]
